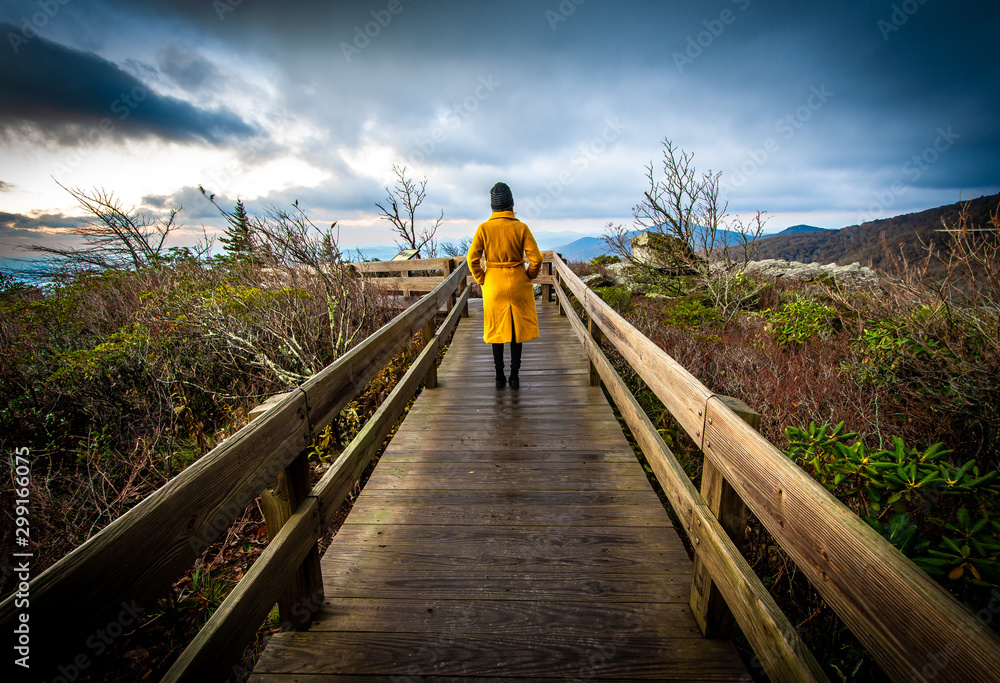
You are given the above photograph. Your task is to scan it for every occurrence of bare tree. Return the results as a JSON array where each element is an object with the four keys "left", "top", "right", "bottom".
[
  {"left": 18, "top": 183, "right": 195, "bottom": 280},
  {"left": 605, "top": 138, "right": 767, "bottom": 318},
  {"left": 375, "top": 165, "right": 444, "bottom": 258},
  {"left": 202, "top": 193, "right": 387, "bottom": 371},
  {"left": 440, "top": 237, "right": 473, "bottom": 258}
]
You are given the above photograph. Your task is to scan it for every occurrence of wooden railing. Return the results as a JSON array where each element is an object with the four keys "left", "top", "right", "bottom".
[
  {"left": 353, "top": 253, "right": 557, "bottom": 297},
  {"left": 0, "top": 260, "right": 471, "bottom": 682},
  {"left": 551, "top": 253, "right": 1000, "bottom": 682}
]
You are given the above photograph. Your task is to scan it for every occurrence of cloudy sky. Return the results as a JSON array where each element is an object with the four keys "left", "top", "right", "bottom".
[{"left": 1, "top": 0, "right": 997, "bottom": 262}]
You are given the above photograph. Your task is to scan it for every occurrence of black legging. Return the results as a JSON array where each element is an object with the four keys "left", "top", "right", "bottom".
[
  {"left": 492, "top": 312, "right": 522, "bottom": 376},
  {"left": 492, "top": 340, "right": 522, "bottom": 375}
]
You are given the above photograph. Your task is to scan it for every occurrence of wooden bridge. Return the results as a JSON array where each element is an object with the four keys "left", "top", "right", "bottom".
[{"left": 4, "top": 254, "right": 1000, "bottom": 682}]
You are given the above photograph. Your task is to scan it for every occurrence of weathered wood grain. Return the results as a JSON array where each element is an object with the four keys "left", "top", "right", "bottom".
[{"left": 253, "top": 631, "right": 746, "bottom": 680}]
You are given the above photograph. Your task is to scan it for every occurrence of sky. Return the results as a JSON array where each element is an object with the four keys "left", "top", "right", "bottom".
[{"left": 1, "top": 0, "right": 997, "bottom": 262}]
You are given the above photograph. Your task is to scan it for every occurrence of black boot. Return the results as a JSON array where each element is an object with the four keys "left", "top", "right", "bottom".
[
  {"left": 509, "top": 342, "right": 522, "bottom": 389},
  {"left": 492, "top": 343, "right": 506, "bottom": 389}
]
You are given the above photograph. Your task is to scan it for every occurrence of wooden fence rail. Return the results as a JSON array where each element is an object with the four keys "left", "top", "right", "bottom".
[
  {"left": 551, "top": 253, "right": 1000, "bottom": 682},
  {"left": 352, "top": 253, "right": 557, "bottom": 297},
  {"left": 0, "top": 260, "right": 471, "bottom": 681}
]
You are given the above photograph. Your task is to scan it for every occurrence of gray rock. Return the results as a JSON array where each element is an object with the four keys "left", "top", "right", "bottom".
[
  {"left": 581, "top": 273, "right": 611, "bottom": 288},
  {"left": 603, "top": 262, "right": 635, "bottom": 286},
  {"left": 743, "top": 259, "right": 878, "bottom": 286}
]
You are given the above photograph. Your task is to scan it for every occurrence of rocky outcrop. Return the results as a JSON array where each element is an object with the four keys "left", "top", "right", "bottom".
[
  {"left": 629, "top": 231, "right": 700, "bottom": 274},
  {"left": 742, "top": 259, "right": 879, "bottom": 286}
]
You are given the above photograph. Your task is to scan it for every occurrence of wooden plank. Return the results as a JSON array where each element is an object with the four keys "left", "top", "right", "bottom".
[
  {"left": 326, "top": 524, "right": 688, "bottom": 572},
  {"left": 359, "top": 465, "right": 652, "bottom": 491},
  {"left": 309, "top": 597, "right": 698, "bottom": 638},
  {"left": 352, "top": 257, "right": 452, "bottom": 273},
  {"left": 253, "top": 631, "right": 746, "bottom": 680},
  {"left": 377, "top": 448, "right": 637, "bottom": 464},
  {"left": 321, "top": 570, "right": 692, "bottom": 604},
  {"left": 345, "top": 499, "right": 674, "bottom": 527},
  {"left": 555, "top": 282, "right": 826, "bottom": 682}
]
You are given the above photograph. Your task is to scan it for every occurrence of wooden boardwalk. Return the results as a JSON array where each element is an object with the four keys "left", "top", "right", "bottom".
[{"left": 251, "top": 299, "right": 749, "bottom": 681}]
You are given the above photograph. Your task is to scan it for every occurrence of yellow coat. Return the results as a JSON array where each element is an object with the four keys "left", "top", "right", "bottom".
[{"left": 467, "top": 211, "right": 543, "bottom": 344}]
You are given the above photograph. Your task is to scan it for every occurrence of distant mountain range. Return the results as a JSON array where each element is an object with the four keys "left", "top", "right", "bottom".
[
  {"left": 548, "top": 225, "right": 832, "bottom": 262},
  {"left": 754, "top": 194, "right": 999, "bottom": 272},
  {"left": 774, "top": 224, "right": 831, "bottom": 236}
]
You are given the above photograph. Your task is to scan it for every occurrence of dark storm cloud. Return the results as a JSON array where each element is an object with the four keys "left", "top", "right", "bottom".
[
  {"left": 2, "top": 0, "right": 996, "bottom": 231},
  {"left": 0, "top": 210, "right": 84, "bottom": 235},
  {"left": 154, "top": 43, "right": 224, "bottom": 92},
  {"left": 0, "top": 23, "right": 256, "bottom": 145},
  {"left": 136, "top": 0, "right": 997, "bottom": 199}
]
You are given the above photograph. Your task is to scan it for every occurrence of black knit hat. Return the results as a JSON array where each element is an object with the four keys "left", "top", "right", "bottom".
[{"left": 490, "top": 182, "right": 514, "bottom": 211}]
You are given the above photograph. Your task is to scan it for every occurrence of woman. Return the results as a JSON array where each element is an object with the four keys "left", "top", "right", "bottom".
[{"left": 467, "top": 182, "right": 544, "bottom": 389}]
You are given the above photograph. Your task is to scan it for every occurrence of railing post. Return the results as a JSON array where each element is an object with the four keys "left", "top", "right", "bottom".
[
  {"left": 555, "top": 258, "right": 566, "bottom": 317},
  {"left": 421, "top": 318, "right": 438, "bottom": 388},
  {"left": 690, "top": 395, "right": 758, "bottom": 638},
  {"left": 260, "top": 450, "right": 323, "bottom": 631},
  {"left": 541, "top": 258, "right": 553, "bottom": 303},
  {"left": 444, "top": 259, "right": 455, "bottom": 312},
  {"left": 587, "top": 316, "right": 603, "bottom": 387},
  {"left": 400, "top": 269, "right": 410, "bottom": 298}
]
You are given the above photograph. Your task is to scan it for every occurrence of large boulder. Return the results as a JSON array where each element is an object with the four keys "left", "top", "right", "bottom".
[
  {"left": 581, "top": 273, "right": 612, "bottom": 288},
  {"left": 603, "top": 261, "right": 635, "bottom": 286},
  {"left": 629, "top": 231, "right": 700, "bottom": 274}
]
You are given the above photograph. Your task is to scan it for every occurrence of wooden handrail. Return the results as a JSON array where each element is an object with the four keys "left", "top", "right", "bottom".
[
  {"left": 354, "top": 252, "right": 557, "bottom": 295},
  {"left": 552, "top": 253, "right": 1000, "bottom": 682},
  {"left": 553, "top": 279, "right": 826, "bottom": 682},
  {"left": 0, "top": 259, "right": 471, "bottom": 680}
]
